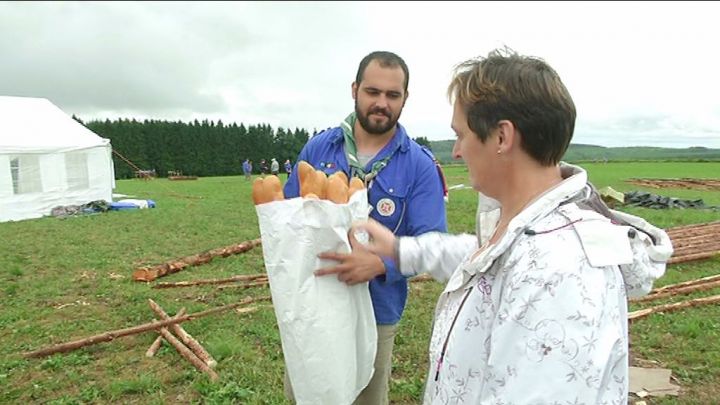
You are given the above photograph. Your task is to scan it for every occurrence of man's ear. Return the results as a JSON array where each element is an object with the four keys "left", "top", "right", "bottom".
[
  {"left": 351, "top": 82, "right": 358, "bottom": 100},
  {"left": 402, "top": 91, "right": 409, "bottom": 108},
  {"left": 496, "top": 120, "right": 517, "bottom": 154}
]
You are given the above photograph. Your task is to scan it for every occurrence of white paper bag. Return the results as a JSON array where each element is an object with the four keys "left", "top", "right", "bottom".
[{"left": 256, "top": 190, "right": 377, "bottom": 405}]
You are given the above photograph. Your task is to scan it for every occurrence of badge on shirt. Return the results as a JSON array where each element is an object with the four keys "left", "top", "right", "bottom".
[{"left": 376, "top": 198, "right": 395, "bottom": 217}]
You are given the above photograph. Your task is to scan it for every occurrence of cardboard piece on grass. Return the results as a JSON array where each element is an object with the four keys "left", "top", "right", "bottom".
[
  {"left": 629, "top": 366, "right": 680, "bottom": 397},
  {"left": 256, "top": 190, "right": 376, "bottom": 405}
]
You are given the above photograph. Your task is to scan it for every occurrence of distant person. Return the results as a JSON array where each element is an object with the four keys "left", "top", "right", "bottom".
[
  {"left": 284, "top": 159, "right": 292, "bottom": 178},
  {"left": 259, "top": 159, "right": 269, "bottom": 175},
  {"left": 285, "top": 50, "right": 447, "bottom": 405},
  {"left": 270, "top": 158, "right": 280, "bottom": 176},
  {"left": 242, "top": 158, "right": 252, "bottom": 180},
  {"left": 349, "top": 48, "right": 674, "bottom": 404}
]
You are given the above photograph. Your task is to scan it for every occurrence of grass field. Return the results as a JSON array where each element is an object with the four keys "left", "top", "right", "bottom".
[{"left": 1, "top": 162, "right": 719, "bottom": 404}]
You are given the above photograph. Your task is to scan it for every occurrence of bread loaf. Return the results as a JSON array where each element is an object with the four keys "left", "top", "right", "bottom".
[
  {"left": 251, "top": 167, "right": 362, "bottom": 206},
  {"left": 264, "top": 175, "right": 284, "bottom": 201},
  {"left": 326, "top": 173, "right": 349, "bottom": 204},
  {"left": 298, "top": 161, "right": 315, "bottom": 197},
  {"left": 314, "top": 170, "right": 328, "bottom": 199},
  {"left": 348, "top": 177, "right": 365, "bottom": 199},
  {"left": 252, "top": 175, "right": 284, "bottom": 205},
  {"left": 332, "top": 171, "right": 349, "bottom": 186}
]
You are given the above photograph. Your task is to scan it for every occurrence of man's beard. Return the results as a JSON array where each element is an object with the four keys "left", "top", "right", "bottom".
[{"left": 355, "top": 102, "right": 400, "bottom": 135}]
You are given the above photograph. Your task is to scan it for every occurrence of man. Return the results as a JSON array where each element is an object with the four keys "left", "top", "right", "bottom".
[
  {"left": 284, "top": 159, "right": 292, "bottom": 178},
  {"left": 284, "top": 51, "right": 447, "bottom": 404},
  {"left": 242, "top": 158, "right": 252, "bottom": 180},
  {"left": 270, "top": 158, "right": 280, "bottom": 176}
]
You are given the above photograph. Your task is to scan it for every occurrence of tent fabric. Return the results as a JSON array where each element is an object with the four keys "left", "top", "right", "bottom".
[{"left": 0, "top": 96, "right": 115, "bottom": 222}]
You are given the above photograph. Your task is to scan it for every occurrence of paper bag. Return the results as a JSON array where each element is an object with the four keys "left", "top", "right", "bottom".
[{"left": 255, "top": 190, "right": 377, "bottom": 405}]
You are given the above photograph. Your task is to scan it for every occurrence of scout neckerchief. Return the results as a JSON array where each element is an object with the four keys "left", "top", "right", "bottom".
[{"left": 341, "top": 112, "right": 398, "bottom": 186}]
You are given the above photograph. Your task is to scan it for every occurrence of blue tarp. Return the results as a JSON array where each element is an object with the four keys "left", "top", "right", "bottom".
[{"left": 109, "top": 199, "right": 156, "bottom": 211}]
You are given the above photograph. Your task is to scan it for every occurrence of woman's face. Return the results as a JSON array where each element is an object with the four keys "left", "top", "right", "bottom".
[{"left": 451, "top": 100, "right": 500, "bottom": 195}]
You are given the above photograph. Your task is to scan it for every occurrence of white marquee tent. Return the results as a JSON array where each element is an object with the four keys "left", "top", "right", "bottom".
[{"left": 0, "top": 96, "right": 115, "bottom": 222}]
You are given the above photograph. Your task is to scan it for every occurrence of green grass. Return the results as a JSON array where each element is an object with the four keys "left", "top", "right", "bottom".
[{"left": 1, "top": 162, "right": 718, "bottom": 404}]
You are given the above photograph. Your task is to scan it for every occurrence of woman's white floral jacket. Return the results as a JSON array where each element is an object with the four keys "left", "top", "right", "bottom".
[{"left": 398, "top": 163, "right": 673, "bottom": 404}]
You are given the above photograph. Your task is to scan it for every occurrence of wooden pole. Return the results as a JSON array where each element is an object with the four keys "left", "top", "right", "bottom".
[
  {"left": 133, "top": 239, "right": 262, "bottom": 282},
  {"left": 145, "top": 308, "right": 186, "bottom": 357},
  {"left": 148, "top": 299, "right": 217, "bottom": 368},
  {"left": 217, "top": 280, "right": 269, "bottom": 290},
  {"left": 631, "top": 280, "right": 720, "bottom": 303},
  {"left": 156, "top": 322, "right": 219, "bottom": 381},
  {"left": 629, "top": 294, "right": 720, "bottom": 321},
  {"left": 23, "top": 295, "right": 271, "bottom": 358},
  {"left": 668, "top": 252, "right": 719, "bottom": 264},
  {"left": 653, "top": 274, "right": 720, "bottom": 293},
  {"left": 154, "top": 274, "right": 267, "bottom": 289}
]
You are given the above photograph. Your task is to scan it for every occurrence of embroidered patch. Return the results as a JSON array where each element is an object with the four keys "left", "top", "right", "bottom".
[
  {"left": 326, "top": 162, "right": 335, "bottom": 169},
  {"left": 376, "top": 198, "right": 395, "bottom": 217}
]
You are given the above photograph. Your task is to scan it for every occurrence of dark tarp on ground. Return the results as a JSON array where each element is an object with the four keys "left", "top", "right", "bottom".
[{"left": 624, "top": 191, "right": 717, "bottom": 210}]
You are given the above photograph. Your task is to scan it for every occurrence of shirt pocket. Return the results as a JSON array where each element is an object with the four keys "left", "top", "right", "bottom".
[{"left": 369, "top": 175, "right": 409, "bottom": 233}]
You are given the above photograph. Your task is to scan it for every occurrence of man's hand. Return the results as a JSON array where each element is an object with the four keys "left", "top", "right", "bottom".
[{"left": 314, "top": 230, "right": 385, "bottom": 285}]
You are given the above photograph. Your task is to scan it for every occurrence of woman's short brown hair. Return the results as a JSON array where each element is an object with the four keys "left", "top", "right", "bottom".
[{"left": 448, "top": 48, "right": 576, "bottom": 166}]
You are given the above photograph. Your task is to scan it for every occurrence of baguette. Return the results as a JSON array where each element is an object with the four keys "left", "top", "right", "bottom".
[
  {"left": 313, "top": 170, "right": 328, "bottom": 199},
  {"left": 348, "top": 177, "right": 365, "bottom": 199},
  {"left": 252, "top": 175, "right": 284, "bottom": 205},
  {"left": 298, "top": 161, "right": 315, "bottom": 197},
  {"left": 264, "top": 175, "right": 284, "bottom": 201},
  {"left": 326, "top": 173, "right": 349, "bottom": 204},
  {"left": 252, "top": 178, "right": 271, "bottom": 205}
]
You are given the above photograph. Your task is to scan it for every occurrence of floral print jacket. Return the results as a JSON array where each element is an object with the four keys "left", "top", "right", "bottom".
[{"left": 397, "top": 163, "right": 673, "bottom": 404}]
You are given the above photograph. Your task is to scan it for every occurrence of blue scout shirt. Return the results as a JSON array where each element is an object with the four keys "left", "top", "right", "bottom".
[{"left": 284, "top": 123, "right": 447, "bottom": 325}]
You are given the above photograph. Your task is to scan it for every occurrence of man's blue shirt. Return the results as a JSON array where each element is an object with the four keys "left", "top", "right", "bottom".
[{"left": 284, "top": 123, "right": 447, "bottom": 324}]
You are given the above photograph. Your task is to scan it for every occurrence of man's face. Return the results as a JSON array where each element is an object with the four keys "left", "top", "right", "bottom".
[{"left": 352, "top": 60, "right": 408, "bottom": 135}]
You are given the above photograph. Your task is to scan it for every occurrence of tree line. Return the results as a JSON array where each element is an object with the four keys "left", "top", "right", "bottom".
[{"left": 80, "top": 117, "right": 311, "bottom": 179}]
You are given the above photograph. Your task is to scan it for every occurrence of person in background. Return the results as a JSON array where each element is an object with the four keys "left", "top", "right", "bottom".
[
  {"left": 259, "top": 159, "right": 269, "bottom": 175},
  {"left": 270, "top": 158, "right": 280, "bottom": 176},
  {"left": 345, "top": 48, "right": 673, "bottom": 404},
  {"left": 284, "top": 50, "right": 448, "bottom": 405},
  {"left": 242, "top": 158, "right": 252, "bottom": 180},
  {"left": 284, "top": 159, "right": 292, "bottom": 178}
]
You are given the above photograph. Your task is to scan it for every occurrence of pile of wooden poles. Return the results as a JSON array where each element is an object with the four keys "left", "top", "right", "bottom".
[
  {"left": 666, "top": 221, "right": 720, "bottom": 265},
  {"left": 23, "top": 296, "right": 271, "bottom": 380}
]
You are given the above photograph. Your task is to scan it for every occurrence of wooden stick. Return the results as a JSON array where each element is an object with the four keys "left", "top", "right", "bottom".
[
  {"left": 148, "top": 299, "right": 217, "bottom": 368},
  {"left": 154, "top": 274, "right": 268, "bottom": 289},
  {"left": 666, "top": 220, "right": 720, "bottom": 233},
  {"left": 156, "top": 322, "right": 218, "bottom": 381},
  {"left": 669, "top": 252, "right": 719, "bottom": 264},
  {"left": 145, "top": 308, "right": 186, "bottom": 357},
  {"left": 145, "top": 335, "right": 163, "bottom": 358},
  {"left": 133, "top": 238, "right": 262, "bottom": 282},
  {"left": 629, "top": 294, "right": 720, "bottom": 321},
  {"left": 631, "top": 280, "right": 720, "bottom": 303},
  {"left": 653, "top": 274, "right": 720, "bottom": 293},
  {"left": 216, "top": 280, "right": 269, "bottom": 290},
  {"left": 23, "top": 295, "right": 271, "bottom": 358}
]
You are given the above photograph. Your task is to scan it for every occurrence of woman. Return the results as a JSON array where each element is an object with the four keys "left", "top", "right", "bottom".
[{"left": 350, "top": 49, "right": 673, "bottom": 403}]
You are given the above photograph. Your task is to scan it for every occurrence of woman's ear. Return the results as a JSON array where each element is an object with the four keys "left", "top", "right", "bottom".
[{"left": 495, "top": 120, "right": 517, "bottom": 154}]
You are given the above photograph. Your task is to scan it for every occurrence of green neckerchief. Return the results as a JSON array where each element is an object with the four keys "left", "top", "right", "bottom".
[{"left": 341, "top": 112, "right": 396, "bottom": 185}]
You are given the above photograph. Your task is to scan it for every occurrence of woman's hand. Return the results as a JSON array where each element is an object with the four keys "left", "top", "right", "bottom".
[
  {"left": 314, "top": 228, "right": 385, "bottom": 285},
  {"left": 352, "top": 219, "right": 397, "bottom": 260}
]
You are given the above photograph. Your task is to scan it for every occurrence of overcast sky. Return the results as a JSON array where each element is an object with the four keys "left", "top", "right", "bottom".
[{"left": 2, "top": 1, "right": 719, "bottom": 148}]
